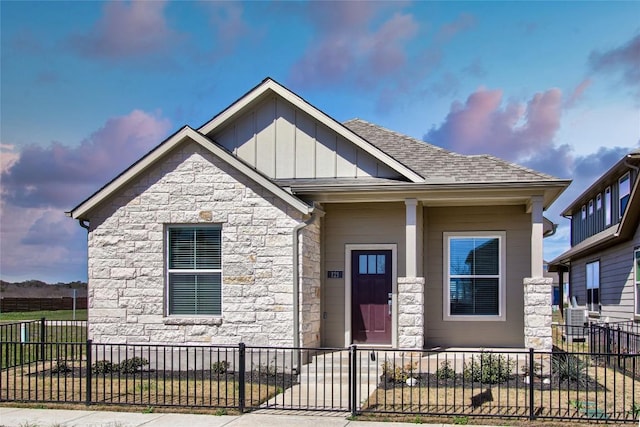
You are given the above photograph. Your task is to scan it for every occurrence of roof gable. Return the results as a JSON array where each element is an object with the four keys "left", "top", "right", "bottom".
[
  {"left": 68, "top": 126, "right": 313, "bottom": 220},
  {"left": 198, "top": 78, "right": 424, "bottom": 183}
]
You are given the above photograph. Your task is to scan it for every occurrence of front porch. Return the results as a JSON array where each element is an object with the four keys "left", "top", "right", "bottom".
[{"left": 318, "top": 199, "right": 552, "bottom": 351}]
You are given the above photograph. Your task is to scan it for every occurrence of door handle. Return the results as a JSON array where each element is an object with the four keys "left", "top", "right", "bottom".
[{"left": 388, "top": 293, "right": 393, "bottom": 315}]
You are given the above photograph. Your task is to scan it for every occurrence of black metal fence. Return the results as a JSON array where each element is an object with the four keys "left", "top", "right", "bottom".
[
  {"left": 552, "top": 321, "right": 640, "bottom": 376},
  {"left": 1, "top": 340, "right": 638, "bottom": 423},
  {"left": 0, "top": 319, "right": 87, "bottom": 369},
  {"left": 589, "top": 322, "right": 640, "bottom": 379}
]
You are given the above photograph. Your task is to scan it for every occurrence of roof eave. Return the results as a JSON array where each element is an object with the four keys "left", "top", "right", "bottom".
[
  {"left": 290, "top": 180, "right": 570, "bottom": 208},
  {"left": 561, "top": 152, "right": 640, "bottom": 216},
  {"left": 69, "top": 127, "right": 313, "bottom": 220},
  {"left": 550, "top": 173, "right": 639, "bottom": 268}
]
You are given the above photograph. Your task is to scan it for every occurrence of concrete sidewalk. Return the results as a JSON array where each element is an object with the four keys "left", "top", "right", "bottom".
[{"left": 0, "top": 407, "right": 498, "bottom": 427}]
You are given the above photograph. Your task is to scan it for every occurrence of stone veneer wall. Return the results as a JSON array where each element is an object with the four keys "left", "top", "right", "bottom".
[
  {"left": 397, "top": 277, "right": 425, "bottom": 349},
  {"left": 300, "top": 219, "right": 321, "bottom": 348},
  {"left": 523, "top": 277, "right": 553, "bottom": 351},
  {"left": 87, "top": 141, "right": 316, "bottom": 346}
]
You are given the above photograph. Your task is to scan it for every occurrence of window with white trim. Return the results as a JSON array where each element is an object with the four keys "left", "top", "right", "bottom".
[
  {"left": 167, "top": 226, "right": 222, "bottom": 316},
  {"left": 444, "top": 232, "right": 505, "bottom": 320},
  {"left": 635, "top": 249, "right": 640, "bottom": 316},
  {"left": 604, "top": 187, "right": 611, "bottom": 226},
  {"left": 586, "top": 260, "right": 600, "bottom": 313},
  {"left": 596, "top": 193, "right": 602, "bottom": 210},
  {"left": 619, "top": 173, "right": 630, "bottom": 218},
  {"left": 588, "top": 199, "right": 594, "bottom": 216},
  {"left": 581, "top": 205, "right": 586, "bottom": 220}
]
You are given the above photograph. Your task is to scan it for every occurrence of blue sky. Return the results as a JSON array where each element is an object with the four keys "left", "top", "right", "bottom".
[{"left": 1, "top": 1, "right": 639, "bottom": 283}]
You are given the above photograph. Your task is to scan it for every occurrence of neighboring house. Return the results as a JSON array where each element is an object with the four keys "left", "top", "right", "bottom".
[
  {"left": 549, "top": 150, "right": 640, "bottom": 322},
  {"left": 543, "top": 261, "right": 562, "bottom": 308},
  {"left": 68, "top": 78, "right": 569, "bottom": 351}
]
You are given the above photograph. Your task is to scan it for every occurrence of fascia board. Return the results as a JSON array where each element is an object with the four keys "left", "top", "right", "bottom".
[
  {"left": 548, "top": 226, "right": 618, "bottom": 266},
  {"left": 70, "top": 127, "right": 312, "bottom": 219},
  {"left": 289, "top": 180, "right": 570, "bottom": 208},
  {"left": 561, "top": 154, "right": 639, "bottom": 216},
  {"left": 197, "top": 78, "right": 424, "bottom": 184},
  {"left": 616, "top": 177, "right": 640, "bottom": 239},
  {"left": 69, "top": 126, "right": 193, "bottom": 219}
]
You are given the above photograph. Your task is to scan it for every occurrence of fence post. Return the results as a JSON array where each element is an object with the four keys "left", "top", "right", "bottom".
[
  {"left": 350, "top": 344, "right": 357, "bottom": 418},
  {"left": 40, "top": 317, "right": 46, "bottom": 361},
  {"left": 605, "top": 324, "right": 611, "bottom": 365},
  {"left": 238, "top": 342, "right": 245, "bottom": 413},
  {"left": 616, "top": 326, "right": 622, "bottom": 369},
  {"left": 85, "top": 339, "right": 92, "bottom": 406},
  {"left": 528, "top": 348, "right": 535, "bottom": 421}
]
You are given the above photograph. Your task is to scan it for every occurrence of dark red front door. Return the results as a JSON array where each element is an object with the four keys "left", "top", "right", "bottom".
[{"left": 351, "top": 250, "right": 392, "bottom": 344}]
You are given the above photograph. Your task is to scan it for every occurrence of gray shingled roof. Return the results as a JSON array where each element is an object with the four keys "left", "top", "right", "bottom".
[{"left": 343, "top": 119, "right": 559, "bottom": 183}]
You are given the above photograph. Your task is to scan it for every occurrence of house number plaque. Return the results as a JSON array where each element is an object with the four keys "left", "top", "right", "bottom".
[{"left": 327, "top": 271, "right": 343, "bottom": 279}]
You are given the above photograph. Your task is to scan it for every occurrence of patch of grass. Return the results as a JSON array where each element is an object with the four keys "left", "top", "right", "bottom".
[
  {"left": 3, "top": 364, "right": 281, "bottom": 408},
  {"left": 0, "top": 310, "right": 87, "bottom": 322},
  {"left": 452, "top": 415, "right": 469, "bottom": 424}
]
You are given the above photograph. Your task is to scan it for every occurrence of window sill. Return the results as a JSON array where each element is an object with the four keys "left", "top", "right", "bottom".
[
  {"left": 443, "top": 315, "right": 505, "bottom": 322},
  {"left": 163, "top": 317, "right": 223, "bottom": 326}
]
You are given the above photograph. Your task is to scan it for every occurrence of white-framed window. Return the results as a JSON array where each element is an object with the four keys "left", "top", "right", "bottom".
[
  {"left": 635, "top": 249, "right": 640, "bottom": 316},
  {"left": 588, "top": 199, "right": 594, "bottom": 215},
  {"left": 581, "top": 205, "right": 586, "bottom": 220},
  {"left": 444, "top": 231, "right": 506, "bottom": 321},
  {"left": 596, "top": 193, "right": 602, "bottom": 210},
  {"left": 604, "top": 187, "right": 612, "bottom": 226},
  {"left": 619, "top": 173, "right": 630, "bottom": 218},
  {"left": 586, "top": 260, "right": 600, "bottom": 313},
  {"left": 166, "top": 225, "right": 222, "bottom": 316}
]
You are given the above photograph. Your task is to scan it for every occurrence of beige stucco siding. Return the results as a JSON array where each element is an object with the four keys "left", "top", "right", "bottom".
[
  {"left": 424, "top": 205, "right": 531, "bottom": 348},
  {"left": 321, "top": 202, "right": 406, "bottom": 347}
]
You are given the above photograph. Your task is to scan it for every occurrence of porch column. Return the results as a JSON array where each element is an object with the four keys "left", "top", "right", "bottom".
[
  {"left": 523, "top": 277, "right": 553, "bottom": 351},
  {"left": 524, "top": 195, "right": 551, "bottom": 350},
  {"left": 529, "top": 195, "right": 544, "bottom": 277},
  {"left": 398, "top": 199, "right": 424, "bottom": 349},
  {"left": 405, "top": 199, "right": 418, "bottom": 277}
]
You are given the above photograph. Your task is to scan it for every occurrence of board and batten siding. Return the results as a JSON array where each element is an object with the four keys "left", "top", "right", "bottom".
[
  {"left": 209, "top": 95, "right": 402, "bottom": 180},
  {"left": 321, "top": 202, "right": 406, "bottom": 347},
  {"left": 569, "top": 225, "right": 639, "bottom": 321},
  {"left": 424, "top": 205, "right": 531, "bottom": 348}
]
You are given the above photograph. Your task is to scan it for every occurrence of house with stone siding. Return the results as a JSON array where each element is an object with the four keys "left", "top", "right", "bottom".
[{"left": 68, "top": 78, "right": 569, "bottom": 351}]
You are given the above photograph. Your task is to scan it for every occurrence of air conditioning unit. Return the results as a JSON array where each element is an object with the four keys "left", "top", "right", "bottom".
[{"left": 564, "top": 307, "right": 587, "bottom": 343}]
